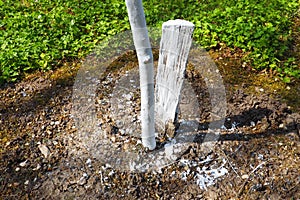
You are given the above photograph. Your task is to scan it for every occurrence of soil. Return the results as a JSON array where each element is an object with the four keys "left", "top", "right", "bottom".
[{"left": 1, "top": 19, "right": 300, "bottom": 199}]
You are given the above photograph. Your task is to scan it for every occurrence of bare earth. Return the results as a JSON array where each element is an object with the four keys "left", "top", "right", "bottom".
[{"left": 1, "top": 45, "right": 299, "bottom": 200}]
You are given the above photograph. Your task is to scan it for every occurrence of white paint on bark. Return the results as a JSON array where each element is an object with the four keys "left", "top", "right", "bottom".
[
  {"left": 155, "top": 19, "right": 195, "bottom": 130},
  {"left": 125, "top": 0, "right": 156, "bottom": 150}
]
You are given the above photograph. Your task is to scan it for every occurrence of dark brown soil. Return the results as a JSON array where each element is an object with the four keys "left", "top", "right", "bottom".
[{"left": 1, "top": 25, "right": 300, "bottom": 199}]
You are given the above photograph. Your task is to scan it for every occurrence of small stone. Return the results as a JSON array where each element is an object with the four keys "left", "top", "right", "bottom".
[
  {"left": 15, "top": 167, "right": 20, "bottom": 172},
  {"left": 33, "top": 164, "right": 41, "bottom": 171},
  {"left": 242, "top": 174, "right": 249, "bottom": 179},
  {"left": 257, "top": 154, "right": 264, "bottom": 160},
  {"left": 123, "top": 93, "right": 132, "bottom": 100},
  {"left": 38, "top": 144, "right": 50, "bottom": 158},
  {"left": 78, "top": 177, "right": 87, "bottom": 185},
  {"left": 86, "top": 158, "right": 92, "bottom": 165},
  {"left": 119, "top": 129, "right": 125, "bottom": 135},
  {"left": 24, "top": 180, "right": 29, "bottom": 185},
  {"left": 108, "top": 170, "right": 114, "bottom": 176},
  {"left": 83, "top": 173, "right": 89, "bottom": 178},
  {"left": 86, "top": 160, "right": 93, "bottom": 168},
  {"left": 21, "top": 91, "right": 27, "bottom": 97},
  {"left": 19, "top": 160, "right": 28, "bottom": 167},
  {"left": 78, "top": 173, "right": 89, "bottom": 186},
  {"left": 136, "top": 140, "right": 142, "bottom": 145}
]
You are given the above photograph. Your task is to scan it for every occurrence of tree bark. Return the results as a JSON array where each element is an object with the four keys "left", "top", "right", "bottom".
[
  {"left": 125, "top": 0, "right": 156, "bottom": 150},
  {"left": 155, "top": 19, "right": 195, "bottom": 130}
]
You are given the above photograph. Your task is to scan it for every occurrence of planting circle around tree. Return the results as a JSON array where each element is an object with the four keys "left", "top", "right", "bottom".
[{"left": 71, "top": 28, "right": 227, "bottom": 172}]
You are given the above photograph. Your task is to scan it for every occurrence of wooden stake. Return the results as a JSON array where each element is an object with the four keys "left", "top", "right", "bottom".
[{"left": 155, "top": 19, "right": 194, "bottom": 130}]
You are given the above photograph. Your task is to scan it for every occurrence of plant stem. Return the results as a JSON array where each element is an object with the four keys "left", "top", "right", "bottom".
[{"left": 125, "top": 0, "right": 156, "bottom": 150}]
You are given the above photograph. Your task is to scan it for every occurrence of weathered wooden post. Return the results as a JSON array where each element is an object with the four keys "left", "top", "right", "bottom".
[
  {"left": 125, "top": 0, "right": 156, "bottom": 150},
  {"left": 155, "top": 19, "right": 195, "bottom": 131}
]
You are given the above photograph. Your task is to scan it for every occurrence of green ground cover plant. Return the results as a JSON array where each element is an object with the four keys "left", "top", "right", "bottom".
[
  {"left": 0, "top": 0, "right": 129, "bottom": 83},
  {"left": 0, "top": 0, "right": 299, "bottom": 83},
  {"left": 144, "top": 0, "right": 300, "bottom": 82}
]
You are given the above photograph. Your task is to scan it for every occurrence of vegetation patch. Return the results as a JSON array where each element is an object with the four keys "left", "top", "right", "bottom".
[
  {"left": 0, "top": 0, "right": 129, "bottom": 83},
  {"left": 0, "top": 0, "right": 299, "bottom": 83}
]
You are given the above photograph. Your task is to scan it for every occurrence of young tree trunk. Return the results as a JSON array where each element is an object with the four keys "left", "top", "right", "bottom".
[
  {"left": 125, "top": 0, "right": 156, "bottom": 150},
  {"left": 155, "top": 19, "right": 195, "bottom": 130}
]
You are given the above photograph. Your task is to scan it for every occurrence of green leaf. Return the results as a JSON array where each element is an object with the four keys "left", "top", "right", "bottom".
[{"left": 282, "top": 77, "right": 291, "bottom": 83}]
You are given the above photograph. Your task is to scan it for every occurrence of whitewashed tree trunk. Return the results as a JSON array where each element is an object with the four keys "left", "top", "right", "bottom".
[
  {"left": 155, "top": 19, "right": 195, "bottom": 130},
  {"left": 125, "top": 0, "right": 156, "bottom": 150}
]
